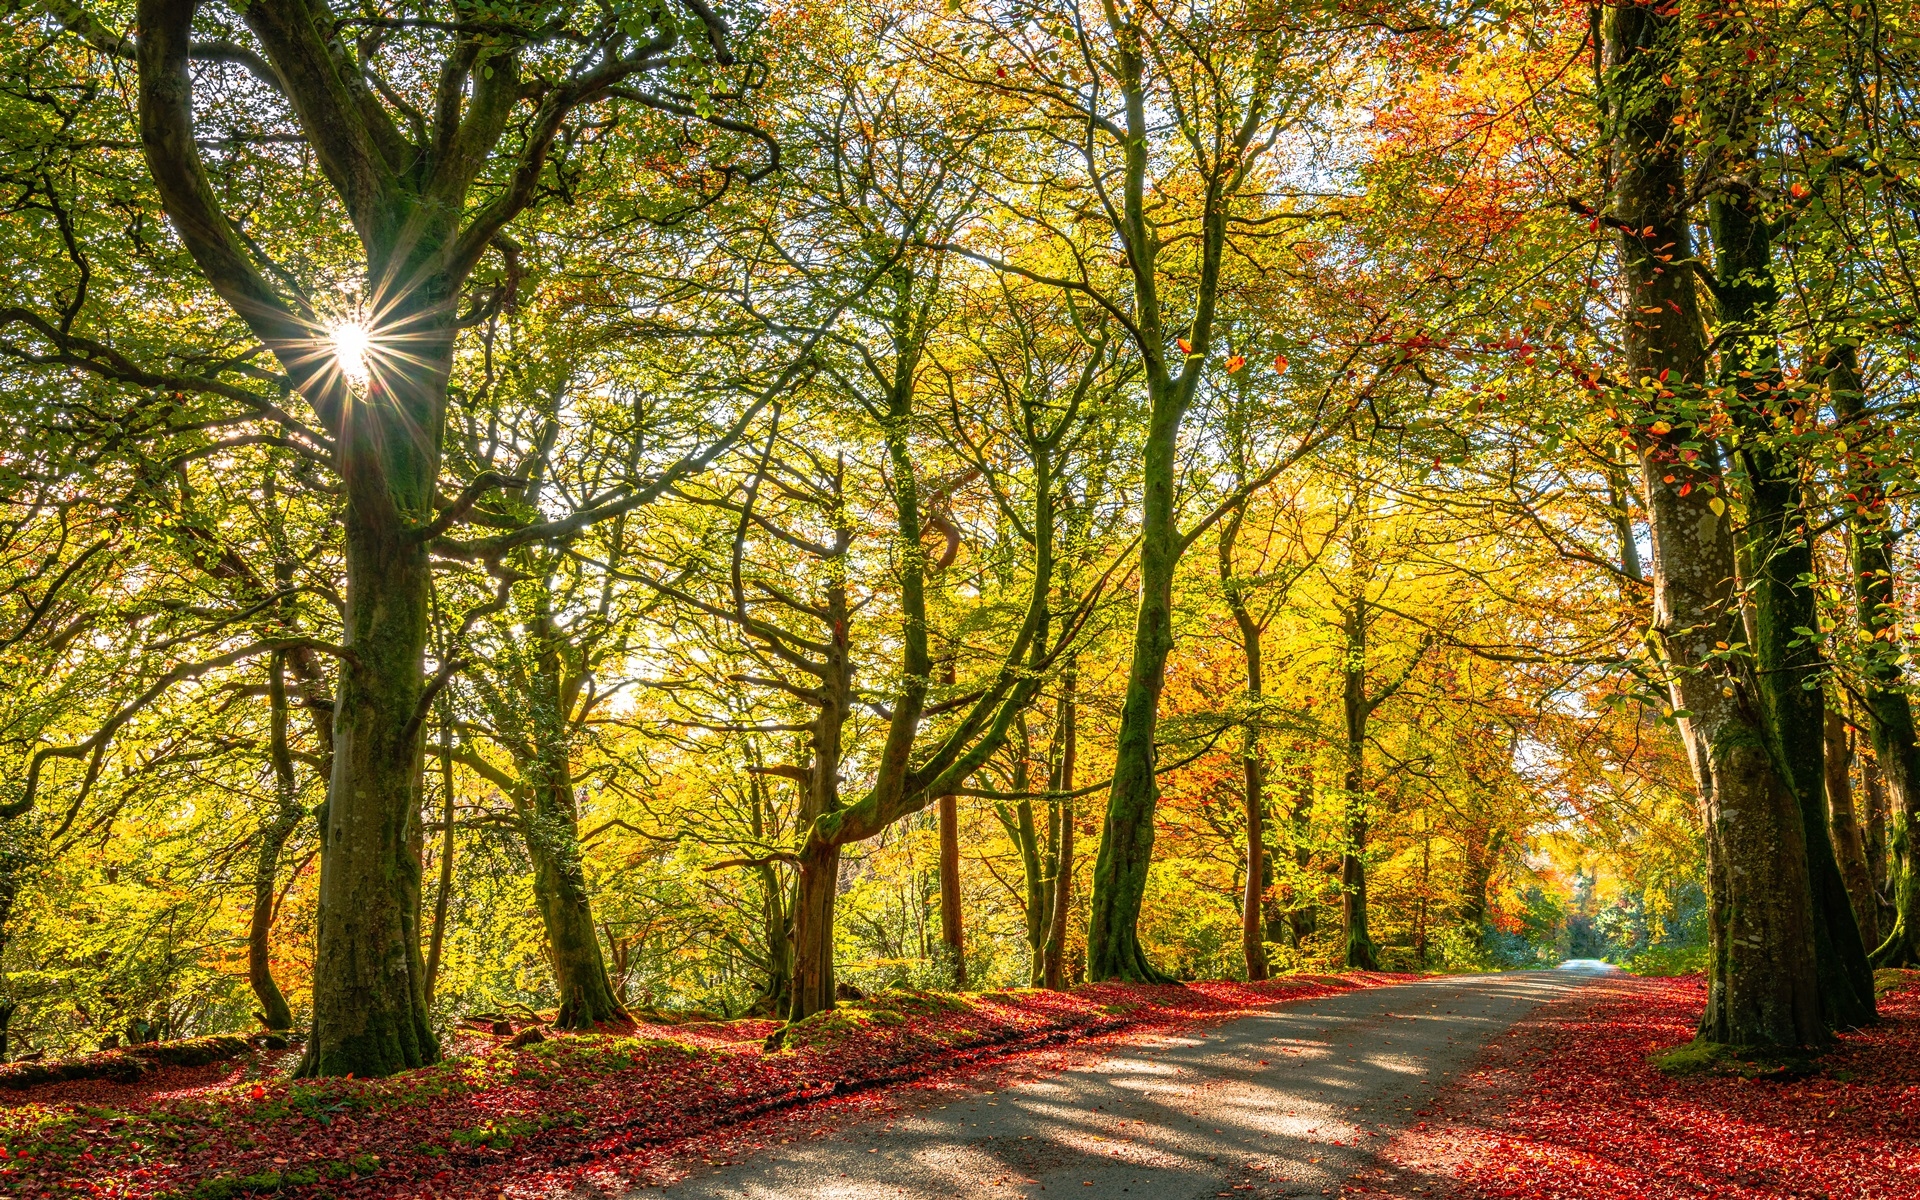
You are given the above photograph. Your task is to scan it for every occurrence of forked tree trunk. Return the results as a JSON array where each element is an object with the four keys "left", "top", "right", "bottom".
[
  {"left": 1606, "top": 0, "right": 1823, "bottom": 1048},
  {"left": 784, "top": 586, "right": 851, "bottom": 1022}
]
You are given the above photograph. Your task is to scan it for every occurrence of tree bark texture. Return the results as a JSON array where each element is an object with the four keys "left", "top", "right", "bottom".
[
  {"left": 1607, "top": 0, "right": 1824, "bottom": 1047},
  {"left": 938, "top": 790, "right": 968, "bottom": 989},
  {"left": 1715, "top": 153, "right": 1874, "bottom": 1029}
]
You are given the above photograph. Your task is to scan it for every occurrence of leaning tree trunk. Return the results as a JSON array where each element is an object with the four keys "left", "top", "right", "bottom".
[
  {"left": 1606, "top": 0, "right": 1823, "bottom": 1048},
  {"left": 1827, "top": 708, "right": 1881, "bottom": 951},
  {"left": 248, "top": 652, "right": 303, "bottom": 1032},
  {"left": 1830, "top": 346, "right": 1920, "bottom": 967},
  {"left": 1087, "top": 380, "right": 1185, "bottom": 984},
  {"left": 525, "top": 775, "right": 626, "bottom": 1029},
  {"left": 519, "top": 576, "right": 626, "bottom": 1030}
]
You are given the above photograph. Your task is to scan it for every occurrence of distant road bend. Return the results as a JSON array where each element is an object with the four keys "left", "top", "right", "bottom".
[{"left": 633, "top": 966, "right": 1615, "bottom": 1199}]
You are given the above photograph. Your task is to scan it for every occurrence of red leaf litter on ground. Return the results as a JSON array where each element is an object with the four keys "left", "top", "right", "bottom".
[
  {"left": 1362, "top": 973, "right": 1920, "bottom": 1200},
  {"left": 0, "top": 974, "right": 1406, "bottom": 1199}
]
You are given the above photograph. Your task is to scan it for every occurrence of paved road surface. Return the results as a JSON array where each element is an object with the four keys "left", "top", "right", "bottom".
[{"left": 635, "top": 969, "right": 1603, "bottom": 1199}]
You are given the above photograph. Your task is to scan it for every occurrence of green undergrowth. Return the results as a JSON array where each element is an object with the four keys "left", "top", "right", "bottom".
[
  {"left": 1653, "top": 1038, "right": 1822, "bottom": 1080},
  {"left": 1874, "top": 968, "right": 1920, "bottom": 997},
  {"left": 190, "top": 1153, "right": 378, "bottom": 1199},
  {"left": 776, "top": 988, "right": 978, "bottom": 1051}
]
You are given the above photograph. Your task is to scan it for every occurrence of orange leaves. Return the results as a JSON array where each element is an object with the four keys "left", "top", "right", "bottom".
[
  {"left": 1273, "top": 354, "right": 1290, "bottom": 375},
  {"left": 1225, "top": 354, "right": 1246, "bottom": 374},
  {"left": 1176, "top": 337, "right": 1195, "bottom": 356},
  {"left": 1790, "top": 181, "right": 1811, "bottom": 199}
]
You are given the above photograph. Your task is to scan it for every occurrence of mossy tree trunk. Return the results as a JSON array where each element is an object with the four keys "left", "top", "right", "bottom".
[
  {"left": 1713, "top": 131, "right": 1875, "bottom": 1029},
  {"left": 1829, "top": 347, "right": 1920, "bottom": 967},
  {"left": 1605, "top": 0, "right": 1824, "bottom": 1047}
]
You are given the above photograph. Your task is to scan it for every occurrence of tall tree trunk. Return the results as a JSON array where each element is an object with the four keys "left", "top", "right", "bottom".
[
  {"left": 1284, "top": 752, "right": 1317, "bottom": 947},
  {"left": 1714, "top": 128, "right": 1874, "bottom": 1028},
  {"left": 1831, "top": 346, "right": 1920, "bottom": 967},
  {"left": 1606, "top": 0, "right": 1824, "bottom": 1047},
  {"left": 1828, "top": 708, "right": 1880, "bottom": 951},
  {"left": 1341, "top": 589, "right": 1379, "bottom": 970},
  {"left": 302, "top": 324, "right": 449, "bottom": 1075},
  {"left": 998, "top": 717, "right": 1049, "bottom": 987},
  {"left": 523, "top": 598, "right": 625, "bottom": 1029},
  {"left": 938, "top": 791, "right": 968, "bottom": 989},
  {"left": 1219, "top": 497, "right": 1269, "bottom": 981},
  {"left": 1088, "top": 377, "right": 1184, "bottom": 983},
  {"left": 785, "top": 586, "right": 851, "bottom": 1022},
  {"left": 1043, "top": 667, "right": 1077, "bottom": 991},
  {"left": 248, "top": 652, "right": 302, "bottom": 1032}
]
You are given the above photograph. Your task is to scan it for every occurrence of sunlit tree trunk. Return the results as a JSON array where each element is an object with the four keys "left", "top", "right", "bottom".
[
  {"left": 938, "top": 790, "right": 968, "bottom": 989},
  {"left": 1606, "top": 0, "right": 1823, "bottom": 1047}
]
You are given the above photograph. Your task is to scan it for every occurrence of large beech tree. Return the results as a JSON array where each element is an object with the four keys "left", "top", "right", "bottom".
[
  {"left": 1604, "top": 0, "right": 1825, "bottom": 1048},
  {"left": 41, "top": 0, "right": 761, "bottom": 1075}
]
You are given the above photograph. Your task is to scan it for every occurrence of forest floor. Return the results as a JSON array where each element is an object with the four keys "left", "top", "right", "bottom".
[
  {"left": 0, "top": 973, "right": 1409, "bottom": 1199},
  {"left": 4, "top": 968, "right": 1914, "bottom": 1200},
  {"left": 1364, "top": 968, "right": 1920, "bottom": 1200}
]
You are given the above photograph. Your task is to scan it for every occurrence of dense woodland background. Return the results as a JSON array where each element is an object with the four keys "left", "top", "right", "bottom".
[{"left": 0, "top": 0, "right": 1911, "bottom": 1069}]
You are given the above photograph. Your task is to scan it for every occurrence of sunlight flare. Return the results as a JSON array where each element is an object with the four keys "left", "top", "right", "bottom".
[{"left": 329, "top": 320, "right": 372, "bottom": 386}]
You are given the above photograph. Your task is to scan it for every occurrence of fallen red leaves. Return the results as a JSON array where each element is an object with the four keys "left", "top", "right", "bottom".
[
  {"left": 0, "top": 974, "right": 1401, "bottom": 1199},
  {"left": 1371, "top": 973, "right": 1920, "bottom": 1200}
]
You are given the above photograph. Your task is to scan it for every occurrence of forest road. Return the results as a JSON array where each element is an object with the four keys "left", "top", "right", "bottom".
[{"left": 633, "top": 969, "right": 1601, "bottom": 1199}]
